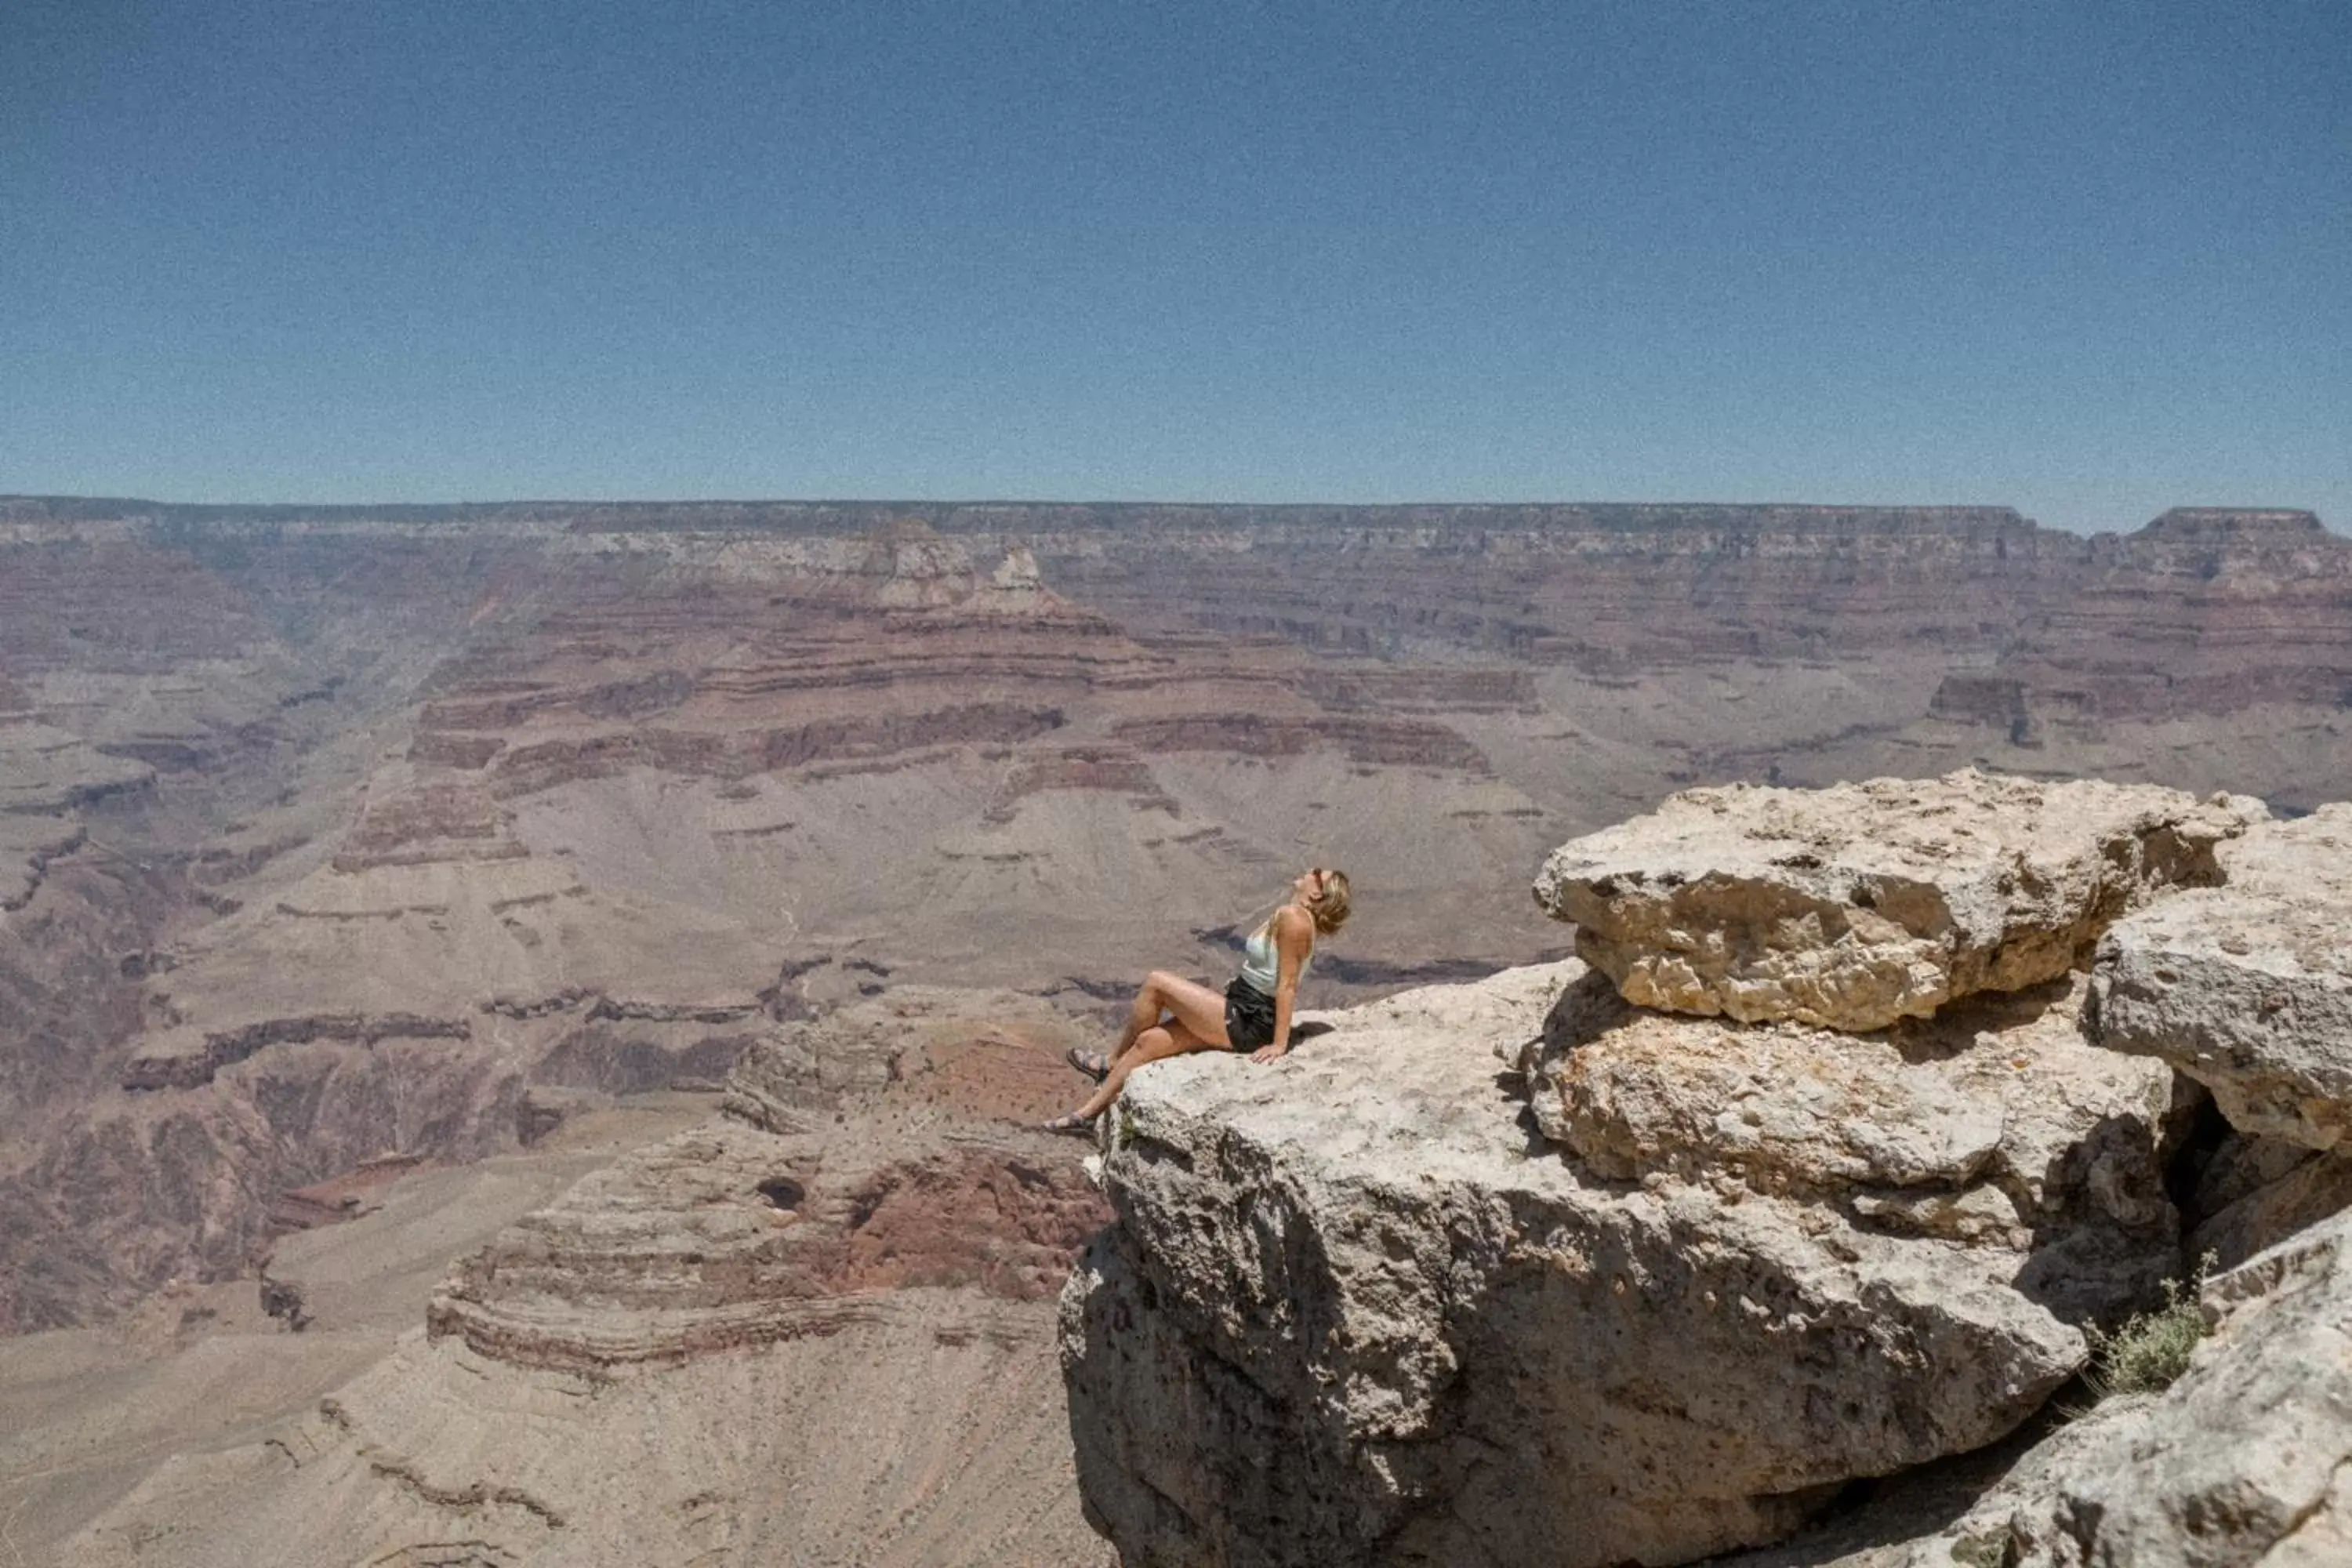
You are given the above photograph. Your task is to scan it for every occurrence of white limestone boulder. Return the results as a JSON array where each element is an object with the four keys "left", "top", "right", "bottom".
[
  {"left": 2090, "top": 804, "right": 2352, "bottom": 1149},
  {"left": 1515, "top": 973, "right": 2176, "bottom": 1314},
  {"left": 1059, "top": 963, "right": 2181, "bottom": 1568},
  {"left": 1534, "top": 771, "right": 2263, "bottom": 1032},
  {"left": 1716, "top": 1207, "right": 2352, "bottom": 1568}
]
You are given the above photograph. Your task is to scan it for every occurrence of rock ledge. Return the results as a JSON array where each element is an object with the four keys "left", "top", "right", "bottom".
[{"left": 1534, "top": 769, "right": 2260, "bottom": 1030}]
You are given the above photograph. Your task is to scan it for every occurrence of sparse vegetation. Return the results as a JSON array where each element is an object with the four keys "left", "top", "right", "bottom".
[
  {"left": 1948, "top": 1527, "right": 2013, "bottom": 1568},
  {"left": 2082, "top": 1254, "right": 2215, "bottom": 1399}
]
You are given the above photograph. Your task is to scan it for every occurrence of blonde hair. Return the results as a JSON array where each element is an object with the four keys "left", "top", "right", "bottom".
[{"left": 1305, "top": 868, "right": 1352, "bottom": 935}]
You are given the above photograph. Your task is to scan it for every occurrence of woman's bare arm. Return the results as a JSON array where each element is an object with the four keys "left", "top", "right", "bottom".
[{"left": 1251, "top": 906, "right": 1315, "bottom": 1063}]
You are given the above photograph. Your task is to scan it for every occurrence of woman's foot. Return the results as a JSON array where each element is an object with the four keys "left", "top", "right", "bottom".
[
  {"left": 1065, "top": 1046, "right": 1110, "bottom": 1082},
  {"left": 1042, "top": 1111, "right": 1096, "bottom": 1137}
]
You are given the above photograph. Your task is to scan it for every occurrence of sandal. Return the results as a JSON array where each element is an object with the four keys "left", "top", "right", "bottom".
[
  {"left": 1065, "top": 1047, "right": 1110, "bottom": 1082},
  {"left": 1043, "top": 1111, "right": 1097, "bottom": 1138}
]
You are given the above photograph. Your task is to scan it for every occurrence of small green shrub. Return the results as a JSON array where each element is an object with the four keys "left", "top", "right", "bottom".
[
  {"left": 1948, "top": 1528, "right": 2012, "bottom": 1568},
  {"left": 2082, "top": 1253, "right": 2214, "bottom": 1399}
]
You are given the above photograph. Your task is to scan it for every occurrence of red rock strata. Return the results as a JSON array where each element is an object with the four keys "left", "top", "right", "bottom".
[
  {"left": 423, "top": 985, "right": 1112, "bottom": 1374},
  {"left": 1998, "top": 510, "right": 2352, "bottom": 720},
  {"left": 983, "top": 746, "right": 1177, "bottom": 822},
  {"left": 1112, "top": 713, "right": 1491, "bottom": 771},
  {"left": 265, "top": 1151, "right": 430, "bottom": 1232},
  {"left": 425, "top": 1119, "right": 1109, "bottom": 1374}
]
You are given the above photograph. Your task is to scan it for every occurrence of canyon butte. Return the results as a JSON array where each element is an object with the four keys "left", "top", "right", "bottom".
[{"left": 3, "top": 495, "right": 2350, "bottom": 1565}]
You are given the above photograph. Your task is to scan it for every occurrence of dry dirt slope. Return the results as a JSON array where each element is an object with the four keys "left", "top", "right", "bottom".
[{"left": 57, "top": 1302, "right": 1109, "bottom": 1568}]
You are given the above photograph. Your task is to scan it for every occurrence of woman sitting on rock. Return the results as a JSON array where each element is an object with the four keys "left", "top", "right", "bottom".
[{"left": 1046, "top": 866, "right": 1351, "bottom": 1134}]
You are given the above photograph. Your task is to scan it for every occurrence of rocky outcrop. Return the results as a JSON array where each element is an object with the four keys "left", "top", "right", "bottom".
[
  {"left": 1719, "top": 1207, "right": 2352, "bottom": 1568},
  {"left": 428, "top": 1117, "right": 1107, "bottom": 1373},
  {"left": 331, "top": 777, "right": 525, "bottom": 870},
  {"left": 984, "top": 746, "right": 1178, "bottom": 822},
  {"left": 1518, "top": 974, "right": 2175, "bottom": 1304},
  {"left": 1059, "top": 773, "right": 2352, "bottom": 1568},
  {"left": 2090, "top": 804, "right": 2352, "bottom": 1149},
  {"left": 724, "top": 987, "right": 1090, "bottom": 1132},
  {"left": 434, "top": 985, "right": 1111, "bottom": 1374},
  {"left": 121, "top": 1012, "right": 474, "bottom": 1091},
  {"left": 1927, "top": 673, "right": 2031, "bottom": 731},
  {"left": 1679, "top": 791, "right": 2352, "bottom": 1567},
  {"left": 1535, "top": 771, "right": 2261, "bottom": 1031},
  {"left": 2189, "top": 1144, "right": 2352, "bottom": 1272},
  {"left": 1060, "top": 956, "right": 2179, "bottom": 1568}
]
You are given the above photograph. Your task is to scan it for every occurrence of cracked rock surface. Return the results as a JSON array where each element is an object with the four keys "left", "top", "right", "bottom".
[
  {"left": 1517, "top": 973, "right": 2176, "bottom": 1315},
  {"left": 1059, "top": 963, "right": 2178, "bottom": 1568},
  {"left": 2091, "top": 803, "right": 2352, "bottom": 1150},
  {"left": 1534, "top": 770, "right": 2262, "bottom": 1031},
  {"left": 1717, "top": 1207, "right": 2352, "bottom": 1568}
]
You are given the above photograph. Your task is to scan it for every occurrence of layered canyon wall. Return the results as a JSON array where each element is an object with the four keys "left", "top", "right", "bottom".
[
  {"left": 36, "top": 989, "right": 1123, "bottom": 1567},
  {"left": 2, "top": 496, "right": 2347, "bottom": 1332}
]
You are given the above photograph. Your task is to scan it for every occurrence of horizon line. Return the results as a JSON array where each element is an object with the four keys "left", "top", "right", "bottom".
[{"left": 0, "top": 492, "right": 2332, "bottom": 535}]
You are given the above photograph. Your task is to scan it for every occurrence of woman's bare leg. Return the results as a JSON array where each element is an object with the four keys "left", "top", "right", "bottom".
[
  {"left": 1079, "top": 1018, "right": 1218, "bottom": 1120},
  {"left": 1111, "top": 970, "right": 1231, "bottom": 1061}
]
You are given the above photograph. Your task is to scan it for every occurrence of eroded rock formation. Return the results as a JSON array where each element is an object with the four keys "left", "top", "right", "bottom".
[
  {"left": 427, "top": 1117, "right": 1107, "bottom": 1374},
  {"left": 1061, "top": 964, "right": 2172, "bottom": 1567},
  {"left": 1534, "top": 770, "right": 2262, "bottom": 1030},
  {"left": 1519, "top": 972, "right": 2174, "bottom": 1295},
  {"left": 1062, "top": 771, "right": 2352, "bottom": 1568},
  {"left": 2091, "top": 804, "right": 2352, "bottom": 1149},
  {"left": 55, "top": 986, "right": 1120, "bottom": 1567},
  {"left": 1719, "top": 1208, "right": 2352, "bottom": 1567}
]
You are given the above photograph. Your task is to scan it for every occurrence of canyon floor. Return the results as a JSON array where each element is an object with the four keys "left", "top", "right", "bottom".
[{"left": 1, "top": 1094, "right": 717, "bottom": 1562}]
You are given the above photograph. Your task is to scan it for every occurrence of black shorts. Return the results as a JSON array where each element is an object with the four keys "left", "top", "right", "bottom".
[{"left": 1224, "top": 976, "right": 1276, "bottom": 1051}]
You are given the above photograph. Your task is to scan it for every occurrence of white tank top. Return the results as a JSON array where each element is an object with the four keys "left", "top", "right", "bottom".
[{"left": 1238, "top": 916, "right": 1310, "bottom": 996}]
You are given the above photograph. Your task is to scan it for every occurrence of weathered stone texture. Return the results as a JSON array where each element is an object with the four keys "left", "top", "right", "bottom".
[
  {"left": 2091, "top": 803, "right": 2352, "bottom": 1149},
  {"left": 1534, "top": 770, "right": 2263, "bottom": 1031},
  {"left": 2190, "top": 1146, "right": 2352, "bottom": 1273},
  {"left": 1719, "top": 1208, "right": 2352, "bottom": 1568},
  {"left": 1518, "top": 975, "right": 2176, "bottom": 1307},
  {"left": 1061, "top": 964, "right": 2171, "bottom": 1568}
]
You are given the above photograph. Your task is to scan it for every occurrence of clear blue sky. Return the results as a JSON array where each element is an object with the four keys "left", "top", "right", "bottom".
[{"left": 4, "top": 1, "right": 2346, "bottom": 532}]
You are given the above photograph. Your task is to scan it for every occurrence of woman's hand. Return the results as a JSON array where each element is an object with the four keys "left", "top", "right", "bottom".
[{"left": 1250, "top": 1041, "right": 1290, "bottom": 1065}]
